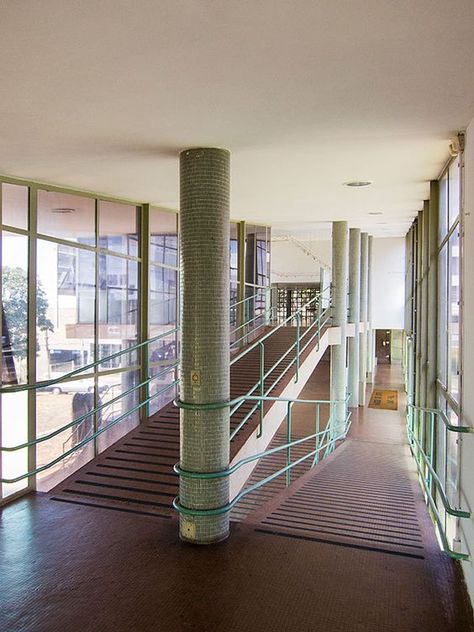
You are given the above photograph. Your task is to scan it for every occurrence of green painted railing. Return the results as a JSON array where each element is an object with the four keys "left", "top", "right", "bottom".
[
  {"left": 173, "top": 393, "right": 351, "bottom": 518},
  {"left": 0, "top": 328, "right": 180, "bottom": 484},
  {"left": 0, "top": 287, "right": 331, "bottom": 487},
  {"left": 406, "top": 403, "right": 472, "bottom": 561},
  {"left": 230, "top": 288, "right": 275, "bottom": 348},
  {"left": 228, "top": 290, "right": 331, "bottom": 441}
]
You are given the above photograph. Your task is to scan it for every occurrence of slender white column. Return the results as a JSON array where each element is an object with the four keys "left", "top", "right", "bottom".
[
  {"left": 359, "top": 233, "right": 369, "bottom": 405},
  {"left": 367, "top": 235, "right": 374, "bottom": 383},
  {"left": 330, "top": 221, "right": 349, "bottom": 436},
  {"left": 348, "top": 229, "right": 361, "bottom": 408}
]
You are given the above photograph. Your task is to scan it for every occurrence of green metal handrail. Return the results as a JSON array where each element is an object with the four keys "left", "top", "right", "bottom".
[
  {"left": 228, "top": 300, "right": 331, "bottom": 440},
  {"left": 406, "top": 403, "right": 471, "bottom": 560},
  {"left": 1, "top": 362, "right": 179, "bottom": 453},
  {"left": 0, "top": 327, "right": 179, "bottom": 394},
  {"left": 173, "top": 393, "right": 351, "bottom": 518},
  {"left": 1, "top": 375, "right": 179, "bottom": 484},
  {"left": 1, "top": 286, "right": 331, "bottom": 487},
  {"left": 0, "top": 327, "right": 180, "bottom": 484}
]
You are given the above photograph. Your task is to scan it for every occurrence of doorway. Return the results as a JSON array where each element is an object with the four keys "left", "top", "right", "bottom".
[{"left": 376, "top": 329, "right": 391, "bottom": 364}]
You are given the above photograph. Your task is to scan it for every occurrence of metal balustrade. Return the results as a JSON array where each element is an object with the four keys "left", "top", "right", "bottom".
[
  {"left": 406, "top": 403, "right": 472, "bottom": 560},
  {"left": 0, "top": 287, "right": 332, "bottom": 487},
  {"left": 173, "top": 393, "right": 351, "bottom": 518}
]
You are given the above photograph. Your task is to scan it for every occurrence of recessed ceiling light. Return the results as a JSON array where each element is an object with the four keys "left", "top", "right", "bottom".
[
  {"left": 369, "top": 211, "right": 383, "bottom": 215},
  {"left": 344, "top": 181, "right": 372, "bottom": 187},
  {"left": 52, "top": 207, "right": 75, "bottom": 214}
]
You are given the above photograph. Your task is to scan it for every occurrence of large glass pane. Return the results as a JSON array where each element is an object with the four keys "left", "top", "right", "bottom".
[
  {"left": 99, "top": 200, "right": 138, "bottom": 256},
  {"left": 150, "top": 208, "right": 178, "bottom": 268},
  {"left": 439, "top": 172, "right": 448, "bottom": 244},
  {"left": 37, "top": 241, "right": 95, "bottom": 381},
  {"left": 2, "top": 183, "right": 28, "bottom": 230},
  {"left": 99, "top": 254, "right": 138, "bottom": 369},
  {"left": 266, "top": 227, "right": 272, "bottom": 281},
  {"left": 437, "top": 242, "right": 448, "bottom": 386},
  {"left": 2, "top": 232, "right": 29, "bottom": 384},
  {"left": 1, "top": 392, "right": 28, "bottom": 497},
  {"left": 256, "top": 226, "right": 267, "bottom": 287},
  {"left": 36, "top": 377, "right": 95, "bottom": 491},
  {"left": 448, "top": 159, "right": 460, "bottom": 229},
  {"left": 149, "top": 266, "right": 177, "bottom": 330},
  {"left": 448, "top": 228, "right": 460, "bottom": 401},
  {"left": 149, "top": 363, "right": 177, "bottom": 415},
  {"left": 230, "top": 222, "right": 238, "bottom": 286},
  {"left": 38, "top": 190, "right": 95, "bottom": 245},
  {"left": 97, "top": 370, "right": 140, "bottom": 452},
  {"left": 245, "top": 224, "right": 256, "bottom": 285}
]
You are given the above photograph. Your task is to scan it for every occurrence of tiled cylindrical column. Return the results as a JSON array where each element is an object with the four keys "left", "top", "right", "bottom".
[
  {"left": 359, "top": 232, "right": 369, "bottom": 405},
  {"left": 330, "top": 221, "right": 349, "bottom": 437},
  {"left": 179, "top": 147, "right": 230, "bottom": 543},
  {"left": 348, "top": 228, "right": 361, "bottom": 408}
]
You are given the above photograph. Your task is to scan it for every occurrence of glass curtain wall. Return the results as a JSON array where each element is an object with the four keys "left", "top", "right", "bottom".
[
  {"left": 0, "top": 176, "right": 270, "bottom": 503},
  {"left": 243, "top": 224, "right": 271, "bottom": 340},
  {"left": 0, "top": 178, "right": 179, "bottom": 500},
  {"left": 148, "top": 208, "right": 178, "bottom": 415},
  {"left": 404, "top": 154, "right": 463, "bottom": 551},
  {"left": 436, "top": 157, "right": 462, "bottom": 545}
]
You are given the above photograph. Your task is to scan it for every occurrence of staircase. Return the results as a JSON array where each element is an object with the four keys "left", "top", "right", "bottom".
[{"left": 50, "top": 325, "right": 325, "bottom": 516}]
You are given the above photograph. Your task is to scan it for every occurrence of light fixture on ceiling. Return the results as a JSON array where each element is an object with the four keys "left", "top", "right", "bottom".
[
  {"left": 369, "top": 211, "right": 383, "bottom": 215},
  {"left": 52, "top": 207, "right": 75, "bottom": 214},
  {"left": 344, "top": 180, "right": 372, "bottom": 187}
]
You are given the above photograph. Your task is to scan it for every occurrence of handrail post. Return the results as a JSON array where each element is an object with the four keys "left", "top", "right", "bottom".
[
  {"left": 286, "top": 401, "right": 293, "bottom": 486},
  {"left": 429, "top": 411, "right": 435, "bottom": 495},
  {"left": 313, "top": 403, "right": 321, "bottom": 466},
  {"left": 295, "top": 312, "right": 301, "bottom": 383},
  {"left": 258, "top": 341, "right": 265, "bottom": 438},
  {"left": 420, "top": 410, "right": 425, "bottom": 481}
]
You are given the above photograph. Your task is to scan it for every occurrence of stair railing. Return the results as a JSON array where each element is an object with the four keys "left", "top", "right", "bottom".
[
  {"left": 0, "top": 285, "right": 331, "bottom": 486},
  {"left": 174, "top": 393, "right": 351, "bottom": 518},
  {"left": 0, "top": 328, "right": 180, "bottom": 485},
  {"left": 228, "top": 288, "right": 332, "bottom": 440},
  {"left": 406, "top": 403, "right": 472, "bottom": 560}
]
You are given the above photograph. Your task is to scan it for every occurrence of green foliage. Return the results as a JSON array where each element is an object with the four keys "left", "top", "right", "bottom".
[{"left": 2, "top": 266, "right": 53, "bottom": 359}]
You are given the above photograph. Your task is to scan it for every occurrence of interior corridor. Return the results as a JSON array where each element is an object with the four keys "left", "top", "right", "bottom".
[{"left": 1, "top": 363, "right": 472, "bottom": 632}]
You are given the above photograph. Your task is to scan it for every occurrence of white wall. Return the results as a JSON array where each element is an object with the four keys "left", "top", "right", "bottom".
[
  {"left": 460, "top": 117, "right": 474, "bottom": 603},
  {"left": 271, "top": 235, "right": 405, "bottom": 329},
  {"left": 371, "top": 237, "right": 405, "bottom": 329},
  {"left": 271, "top": 240, "right": 331, "bottom": 284}
]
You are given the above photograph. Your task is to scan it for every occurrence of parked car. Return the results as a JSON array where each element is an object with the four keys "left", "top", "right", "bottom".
[{"left": 40, "top": 381, "right": 110, "bottom": 395}]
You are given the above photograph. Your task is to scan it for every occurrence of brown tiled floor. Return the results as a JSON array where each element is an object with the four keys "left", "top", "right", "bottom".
[{"left": 1, "top": 363, "right": 473, "bottom": 632}]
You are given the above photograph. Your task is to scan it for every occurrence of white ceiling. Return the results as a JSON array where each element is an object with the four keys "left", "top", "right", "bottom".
[{"left": 1, "top": 1, "right": 474, "bottom": 238}]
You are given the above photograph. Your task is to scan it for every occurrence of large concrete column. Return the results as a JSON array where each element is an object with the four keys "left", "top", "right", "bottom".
[
  {"left": 359, "top": 233, "right": 369, "bottom": 405},
  {"left": 330, "top": 221, "right": 349, "bottom": 436},
  {"left": 348, "top": 229, "right": 361, "bottom": 408},
  {"left": 179, "top": 147, "right": 230, "bottom": 544},
  {"left": 367, "top": 235, "right": 374, "bottom": 383}
]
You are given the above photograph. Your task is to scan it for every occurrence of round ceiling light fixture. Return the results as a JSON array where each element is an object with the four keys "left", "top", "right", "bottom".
[
  {"left": 344, "top": 180, "right": 372, "bottom": 187},
  {"left": 369, "top": 211, "right": 383, "bottom": 215},
  {"left": 52, "top": 207, "right": 75, "bottom": 214}
]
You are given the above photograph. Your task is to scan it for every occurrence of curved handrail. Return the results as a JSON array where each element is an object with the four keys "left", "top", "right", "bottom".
[
  {"left": 407, "top": 403, "right": 472, "bottom": 433},
  {"left": 173, "top": 393, "right": 351, "bottom": 517},
  {"left": 406, "top": 403, "right": 471, "bottom": 560}
]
